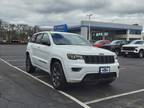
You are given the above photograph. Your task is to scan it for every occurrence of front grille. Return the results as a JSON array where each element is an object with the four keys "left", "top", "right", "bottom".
[
  {"left": 82, "top": 72, "right": 117, "bottom": 82},
  {"left": 83, "top": 55, "right": 115, "bottom": 64},
  {"left": 122, "top": 47, "right": 135, "bottom": 50}
]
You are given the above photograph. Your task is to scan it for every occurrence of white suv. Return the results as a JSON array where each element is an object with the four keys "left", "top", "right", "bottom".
[
  {"left": 26, "top": 31, "right": 119, "bottom": 89},
  {"left": 121, "top": 40, "right": 144, "bottom": 58}
]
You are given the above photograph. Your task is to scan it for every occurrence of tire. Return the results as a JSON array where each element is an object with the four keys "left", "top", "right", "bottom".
[
  {"left": 26, "top": 54, "right": 35, "bottom": 73},
  {"left": 115, "top": 49, "right": 120, "bottom": 56},
  {"left": 51, "top": 61, "right": 67, "bottom": 90},
  {"left": 138, "top": 50, "right": 144, "bottom": 58},
  {"left": 123, "top": 53, "right": 127, "bottom": 57}
]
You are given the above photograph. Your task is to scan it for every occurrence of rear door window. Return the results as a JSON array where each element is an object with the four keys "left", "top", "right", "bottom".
[
  {"left": 41, "top": 33, "right": 51, "bottom": 45},
  {"left": 35, "top": 33, "right": 43, "bottom": 44},
  {"left": 30, "top": 35, "right": 36, "bottom": 43}
]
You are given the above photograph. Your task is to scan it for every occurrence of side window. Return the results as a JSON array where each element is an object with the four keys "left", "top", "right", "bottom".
[
  {"left": 122, "top": 41, "right": 126, "bottom": 45},
  {"left": 101, "top": 41, "right": 104, "bottom": 44},
  {"left": 41, "top": 33, "right": 51, "bottom": 45},
  {"left": 120, "top": 41, "right": 123, "bottom": 45},
  {"left": 104, "top": 41, "right": 107, "bottom": 44},
  {"left": 30, "top": 35, "right": 36, "bottom": 43},
  {"left": 35, "top": 33, "right": 43, "bottom": 44},
  {"left": 106, "top": 41, "right": 110, "bottom": 44}
]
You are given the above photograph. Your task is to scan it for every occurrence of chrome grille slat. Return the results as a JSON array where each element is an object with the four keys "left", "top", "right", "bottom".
[
  {"left": 123, "top": 47, "right": 135, "bottom": 50},
  {"left": 83, "top": 55, "right": 115, "bottom": 64}
]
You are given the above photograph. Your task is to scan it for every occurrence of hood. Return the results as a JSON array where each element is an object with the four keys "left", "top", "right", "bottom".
[
  {"left": 123, "top": 44, "right": 141, "bottom": 47},
  {"left": 54, "top": 45, "right": 115, "bottom": 55}
]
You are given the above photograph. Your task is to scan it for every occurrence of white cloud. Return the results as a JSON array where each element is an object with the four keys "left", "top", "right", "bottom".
[{"left": 0, "top": 0, "right": 144, "bottom": 26}]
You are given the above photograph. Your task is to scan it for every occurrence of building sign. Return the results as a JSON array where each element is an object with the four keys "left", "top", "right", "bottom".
[
  {"left": 92, "top": 32, "right": 109, "bottom": 37},
  {"left": 54, "top": 24, "right": 68, "bottom": 32}
]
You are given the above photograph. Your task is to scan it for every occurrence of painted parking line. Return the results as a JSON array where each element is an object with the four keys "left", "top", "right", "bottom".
[
  {"left": 0, "top": 56, "right": 25, "bottom": 58},
  {"left": 84, "top": 89, "right": 144, "bottom": 105},
  {"left": 16, "top": 65, "right": 25, "bottom": 68},
  {"left": 0, "top": 58, "right": 90, "bottom": 108},
  {"left": 6, "top": 59, "right": 25, "bottom": 62},
  {"left": 35, "top": 75, "right": 49, "bottom": 78}
]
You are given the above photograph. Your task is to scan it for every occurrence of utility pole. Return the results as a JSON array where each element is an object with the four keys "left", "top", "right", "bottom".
[{"left": 87, "top": 14, "right": 93, "bottom": 40}]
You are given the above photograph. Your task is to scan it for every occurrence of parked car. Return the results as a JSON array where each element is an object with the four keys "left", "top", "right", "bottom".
[
  {"left": 102, "top": 40, "right": 128, "bottom": 55},
  {"left": 121, "top": 40, "right": 144, "bottom": 58},
  {"left": 11, "top": 40, "right": 20, "bottom": 44},
  {"left": 93, "top": 40, "right": 111, "bottom": 48},
  {"left": 0, "top": 40, "right": 7, "bottom": 44},
  {"left": 26, "top": 32, "right": 119, "bottom": 90}
]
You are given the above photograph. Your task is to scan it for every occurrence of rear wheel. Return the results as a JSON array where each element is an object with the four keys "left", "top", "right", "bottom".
[
  {"left": 51, "top": 61, "right": 67, "bottom": 90},
  {"left": 26, "top": 54, "right": 35, "bottom": 73}
]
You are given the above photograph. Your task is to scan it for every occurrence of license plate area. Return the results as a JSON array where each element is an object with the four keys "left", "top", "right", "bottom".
[{"left": 99, "top": 66, "right": 110, "bottom": 73}]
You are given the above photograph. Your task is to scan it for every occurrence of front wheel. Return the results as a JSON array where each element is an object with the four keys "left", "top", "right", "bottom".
[
  {"left": 138, "top": 50, "right": 144, "bottom": 58},
  {"left": 115, "top": 49, "right": 120, "bottom": 56},
  {"left": 122, "top": 53, "right": 127, "bottom": 57},
  {"left": 51, "top": 61, "right": 67, "bottom": 90}
]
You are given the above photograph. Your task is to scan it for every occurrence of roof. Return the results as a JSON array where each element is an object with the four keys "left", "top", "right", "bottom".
[
  {"left": 69, "top": 21, "right": 143, "bottom": 31},
  {"left": 34, "top": 31, "right": 79, "bottom": 35}
]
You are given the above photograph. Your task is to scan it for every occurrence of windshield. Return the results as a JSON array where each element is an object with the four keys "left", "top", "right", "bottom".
[
  {"left": 129, "top": 40, "right": 144, "bottom": 44},
  {"left": 111, "top": 40, "right": 121, "bottom": 45},
  {"left": 51, "top": 33, "right": 91, "bottom": 46}
]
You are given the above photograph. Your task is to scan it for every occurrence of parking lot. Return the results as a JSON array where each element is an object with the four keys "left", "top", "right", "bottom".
[{"left": 0, "top": 45, "right": 144, "bottom": 108}]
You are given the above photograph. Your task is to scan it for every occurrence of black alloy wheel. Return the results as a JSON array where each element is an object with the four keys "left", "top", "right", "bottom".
[{"left": 51, "top": 61, "right": 67, "bottom": 90}]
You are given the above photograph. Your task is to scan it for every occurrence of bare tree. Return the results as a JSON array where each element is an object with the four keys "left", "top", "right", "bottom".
[{"left": 0, "top": 19, "right": 40, "bottom": 44}]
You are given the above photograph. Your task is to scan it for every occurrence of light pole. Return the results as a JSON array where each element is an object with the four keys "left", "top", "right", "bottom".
[{"left": 87, "top": 14, "right": 93, "bottom": 40}]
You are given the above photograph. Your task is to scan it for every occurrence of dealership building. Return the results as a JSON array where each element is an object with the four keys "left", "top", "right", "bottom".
[{"left": 54, "top": 21, "right": 143, "bottom": 41}]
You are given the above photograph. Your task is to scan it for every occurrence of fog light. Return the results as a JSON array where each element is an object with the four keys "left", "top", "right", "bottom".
[
  {"left": 71, "top": 68, "right": 82, "bottom": 72},
  {"left": 135, "top": 49, "right": 138, "bottom": 51}
]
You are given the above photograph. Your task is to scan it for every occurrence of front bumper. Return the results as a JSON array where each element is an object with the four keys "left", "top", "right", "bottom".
[
  {"left": 63, "top": 61, "right": 119, "bottom": 83},
  {"left": 121, "top": 50, "right": 139, "bottom": 55},
  {"left": 82, "top": 72, "right": 117, "bottom": 83}
]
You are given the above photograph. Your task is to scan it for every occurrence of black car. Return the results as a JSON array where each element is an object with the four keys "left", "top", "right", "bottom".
[{"left": 102, "top": 40, "right": 129, "bottom": 55}]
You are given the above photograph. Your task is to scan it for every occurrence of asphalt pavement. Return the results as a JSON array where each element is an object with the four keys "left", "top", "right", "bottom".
[{"left": 0, "top": 45, "right": 144, "bottom": 108}]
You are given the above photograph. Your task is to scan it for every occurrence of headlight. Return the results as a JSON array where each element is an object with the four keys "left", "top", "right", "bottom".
[
  {"left": 67, "top": 54, "right": 83, "bottom": 60},
  {"left": 134, "top": 47, "right": 138, "bottom": 49},
  {"left": 134, "top": 47, "right": 138, "bottom": 51}
]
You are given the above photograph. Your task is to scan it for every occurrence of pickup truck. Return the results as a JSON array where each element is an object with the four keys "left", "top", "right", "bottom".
[
  {"left": 102, "top": 40, "right": 128, "bottom": 55},
  {"left": 121, "top": 40, "right": 144, "bottom": 58}
]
